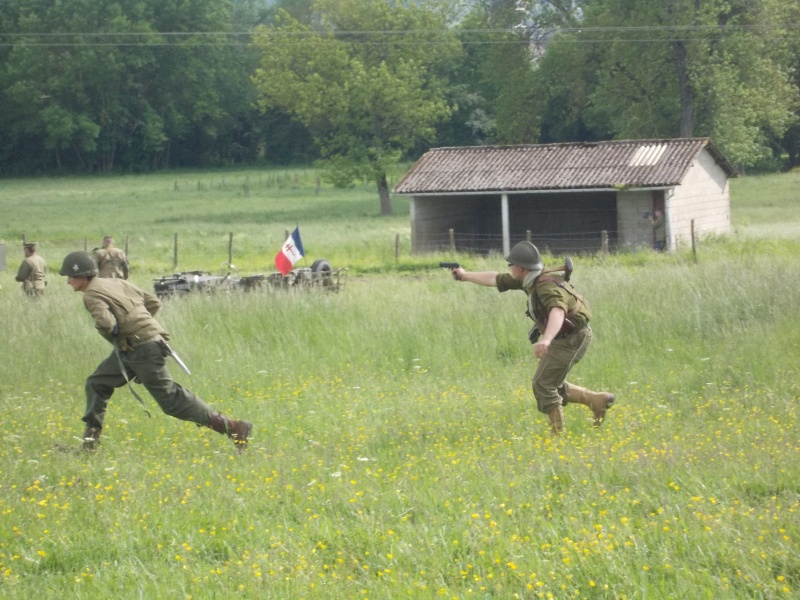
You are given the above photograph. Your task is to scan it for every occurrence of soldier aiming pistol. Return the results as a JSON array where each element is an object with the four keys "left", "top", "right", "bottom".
[{"left": 441, "top": 242, "right": 615, "bottom": 434}]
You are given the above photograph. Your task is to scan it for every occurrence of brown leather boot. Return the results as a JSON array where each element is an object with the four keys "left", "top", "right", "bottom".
[
  {"left": 208, "top": 413, "right": 253, "bottom": 451},
  {"left": 562, "top": 383, "right": 615, "bottom": 427},
  {"left": 82, "top": 426, "right": 101, "bottom": 451},
  {"left": 547, "top": 405, "right": 564, "bottom": 435}
]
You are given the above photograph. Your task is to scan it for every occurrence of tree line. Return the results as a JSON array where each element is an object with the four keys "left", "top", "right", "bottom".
[{"left": 1, "top": 0, "right": 798, "bottom": 212}]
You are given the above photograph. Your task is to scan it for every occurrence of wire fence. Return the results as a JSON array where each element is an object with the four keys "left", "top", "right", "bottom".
[
  {"left": 415, "top": 229, "right": 618, "bottom": 256},
  {"left": 3, "top": 223, "right": 677, "bottom": 274}
]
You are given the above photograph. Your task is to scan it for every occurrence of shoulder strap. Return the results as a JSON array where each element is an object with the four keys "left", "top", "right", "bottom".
[{"left": 533, "top": 275, "right": 585, "bottom": 316}]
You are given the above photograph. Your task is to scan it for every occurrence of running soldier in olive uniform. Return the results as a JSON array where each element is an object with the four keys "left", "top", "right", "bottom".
[
  {"left": 59, "top": 251, "right": 252, "bottom": 451},
  {"left": 94, "top": 235, "right": 129, "bottom": 279},
  {"left": 15, "top": 242, "right": 47, "bottom": 297},
  {"left": 450, "top": 241, "right": 615, "bottom": 434}
]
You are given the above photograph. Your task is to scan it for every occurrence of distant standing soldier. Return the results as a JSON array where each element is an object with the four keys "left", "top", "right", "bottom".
[
  {"left": 651, "top": 209, "right": 667, "bottom": 252},
  {"left": 15, "top": 242, "right": 47, "bottom": 297},
  {"left": 94, "top": 235, "right": 129, "bottom": 279},
  {"left": 448, "top": 241, "right": 615, "bottom": 434},
  {"left": 59, "top": 250, "right": 252, "bottom": 452}
]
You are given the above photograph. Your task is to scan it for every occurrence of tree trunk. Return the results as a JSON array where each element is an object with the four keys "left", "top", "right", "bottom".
[
  {"left": 672, "top": 40, "right": 693, "bottom": 138},
  {"left": 376, "top": 172, "right": 392, "bottom": 216}
]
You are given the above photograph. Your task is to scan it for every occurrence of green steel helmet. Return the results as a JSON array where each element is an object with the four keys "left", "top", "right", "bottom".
[
  {"left": 506, "top": 241, "right": 544, "bottom": 272},
  {"left": 60, "top": 251, "right": 98, "bottom": 277}
]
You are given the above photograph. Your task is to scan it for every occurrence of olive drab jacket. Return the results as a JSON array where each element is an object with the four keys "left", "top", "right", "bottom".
[
  {"left": 82, "top": 277, "right": 166, "bottom": 350},
  {"left": 16, "top": 254, "right": 47, "bottom": 295},
  {"left": 94, "top": 246, "right": 129, "bottom": 279},
  {"left": 495, "top": 272, "right": 591, "bottom": 331}
]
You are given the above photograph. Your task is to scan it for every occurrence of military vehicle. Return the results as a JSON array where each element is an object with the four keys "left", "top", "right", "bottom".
[{"left": 153, "top": 259, "right": 346, "bottom": 298}]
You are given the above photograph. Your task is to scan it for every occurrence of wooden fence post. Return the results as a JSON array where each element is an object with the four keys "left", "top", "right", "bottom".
[
  {"left": 228, "top": 232, "right": 233, "bottom": 266},
  {"left": 526, "top": 230, "right": 532, "bottom": 243},
  {"left": 601, "top": 230, "right": 608, "bottom": 254},
  {"left": 173, "top": 233, "right": 178, "bottom": 271},
  {"left": 395, "top": 233, "right": 400, "bottom": 262},
  {"left": 449, "top": 228, "right": 455, "bottom": 254},
  {"left": 691, "top": 219, "right": 697, "bottom": 262}
]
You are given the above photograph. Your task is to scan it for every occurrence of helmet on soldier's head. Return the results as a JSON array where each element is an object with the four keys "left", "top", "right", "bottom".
[
  {"left": 506, "top": 241, "right": 544, "bottom": 273},
  {"left": 60, "top": 251, "right": 98, "bottom": 277}
]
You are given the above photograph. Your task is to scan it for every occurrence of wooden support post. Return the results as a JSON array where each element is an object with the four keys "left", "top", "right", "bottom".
[
  {"left": 449, "top": 228, "right": 455, "bottom": 254},
  {"left": 601, "top": 230, "right": 609, "bottom": 254},
  {"left": 173, "top": 233, "right": 179, "bottom": 271},
  {"left": 526, "top": 230, "right": 532, "bottom": 243},
  {"left": 395, "top": 233, "right": 400, "bottom": 261},
  {"left": 691, "top": 219, "right": 697, "bottom": 262},
  {"left": 228, "top": 232, "right": 234, "bottom": 266}
]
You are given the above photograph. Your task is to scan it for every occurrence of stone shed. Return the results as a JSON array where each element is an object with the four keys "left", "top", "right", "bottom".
[{"left": 393, "top": 138, "right": 737, "bottom": 255}]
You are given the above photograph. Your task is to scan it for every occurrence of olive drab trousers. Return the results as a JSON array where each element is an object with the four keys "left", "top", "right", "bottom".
[
  {"left": 83, "top": 339, "right": 215, "bottom": 430},
  {"left": 532, "top": 327, "right": 593, "bottom": 414}
]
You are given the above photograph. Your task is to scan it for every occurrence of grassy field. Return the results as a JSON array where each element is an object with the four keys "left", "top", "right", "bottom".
[
  {"left": 0, "top": 168, "right": 415, "bottom": 275},
  {"left": 1, "top": 169, "right": 799, "bottom": 599}
]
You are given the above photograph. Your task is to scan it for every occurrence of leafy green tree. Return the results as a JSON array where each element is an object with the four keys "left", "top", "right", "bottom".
[
  {"left": 0, "top": 0, "right": 156, "bottom": 171},
  {"left": 0, "top": 0, "right": 259, "bottom": 173},
  {"left": 535, "top": 0, "right": 798, "bottom": 170},
  {"left": 773, "top": 1, "right": 800, "bottom": 169},
  {"left": 252, "top": 0, "right": 461, "bottom": 215},
  {"left": 445, "top": 1, "right": 544, "bottom": 146},
  {"left": 138, "top": 0, "right": 249, "bottom": 169}
]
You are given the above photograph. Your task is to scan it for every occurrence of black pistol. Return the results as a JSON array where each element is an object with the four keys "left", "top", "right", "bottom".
[{"left": 440, "top": 262, "right": 462, "bottom": 281}]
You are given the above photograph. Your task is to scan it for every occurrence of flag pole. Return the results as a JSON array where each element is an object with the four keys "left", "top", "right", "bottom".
[{"left": 297, "top": 223, "right": 308, "bottom": 267}]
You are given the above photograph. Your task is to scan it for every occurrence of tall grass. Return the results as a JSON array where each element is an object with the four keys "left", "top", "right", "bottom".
[{"left": 1, "top": 169, "right": 799, "bottom": 598}]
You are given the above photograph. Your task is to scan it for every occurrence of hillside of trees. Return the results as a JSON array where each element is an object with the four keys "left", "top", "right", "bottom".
[{"left": 1, "top": 0, "right": 798, "bottom": 179}]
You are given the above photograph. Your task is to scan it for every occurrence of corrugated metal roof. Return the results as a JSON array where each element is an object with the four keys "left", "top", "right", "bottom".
[{"left": 393, "top": 138, "right": 736, "bottom": 194}]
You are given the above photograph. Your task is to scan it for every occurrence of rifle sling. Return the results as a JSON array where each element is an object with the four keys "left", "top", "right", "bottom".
[{"left": 113, "top": 343, "right": 152, "bottom": 418}]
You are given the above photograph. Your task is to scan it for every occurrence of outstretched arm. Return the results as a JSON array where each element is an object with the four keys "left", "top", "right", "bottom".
[{"left": 451, "top": 267, "right": 498, "bottom": 287}]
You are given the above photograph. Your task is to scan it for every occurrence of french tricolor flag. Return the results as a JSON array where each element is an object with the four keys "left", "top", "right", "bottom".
[{"left": 275, "top": 227, "right": 304, "bottom": 276}]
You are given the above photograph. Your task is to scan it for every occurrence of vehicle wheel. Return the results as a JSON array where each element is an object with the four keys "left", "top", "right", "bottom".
[
  {"left": 311, "top": 259, "right": 332, "bottom": 273},
  {"left": 311, "top": 259, "right": 333, "bottom": 287}
]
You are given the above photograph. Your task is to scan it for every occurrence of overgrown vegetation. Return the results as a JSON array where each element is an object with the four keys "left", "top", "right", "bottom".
[
  {"left": 1, "top": 170, "right": 799, "bottom": 598},
  {"left": 2, "top": 0, "right": 798, "bottom": 180}
]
